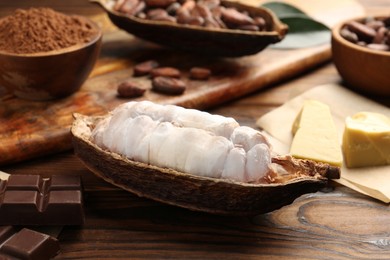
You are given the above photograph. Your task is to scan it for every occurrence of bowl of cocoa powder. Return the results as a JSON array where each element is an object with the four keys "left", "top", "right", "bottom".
[
  {"left": 0, "top": 7, "right": 102, "bottom": 101},
  {"left": 332, "top": 15, "right": 390, "bottom": 97}
]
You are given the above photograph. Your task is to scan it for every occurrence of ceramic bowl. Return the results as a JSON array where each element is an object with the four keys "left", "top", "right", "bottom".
[
  {"left": 0, "top": 15, "right": 102, "bottom": 101},
  {"left": 331, "top": 16, "right": 390, "bottom": 97}
]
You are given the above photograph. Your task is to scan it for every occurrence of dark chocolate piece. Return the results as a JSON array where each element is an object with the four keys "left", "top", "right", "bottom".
[
  {"left": 0, "top": 175, "right": 84, "bottom": 225},
  {"left": 0, "top": 226, "right": 60, "bottom": 260}
]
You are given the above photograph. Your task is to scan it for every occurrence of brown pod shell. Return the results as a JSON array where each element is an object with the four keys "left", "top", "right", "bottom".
[
  {"left": 91, "top": 0, "right": 288, "bottom": 57},
  {"left": 71, "top": 113, "right": 339, "bottom": 216}
]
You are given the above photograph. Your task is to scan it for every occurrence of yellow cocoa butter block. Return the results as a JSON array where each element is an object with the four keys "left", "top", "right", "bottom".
[
  {"left": 290, "top": 100, "right": 343, "bottom": 166},
  {"left": 342, "top": 112, "right": 390, "bottom": 168}
]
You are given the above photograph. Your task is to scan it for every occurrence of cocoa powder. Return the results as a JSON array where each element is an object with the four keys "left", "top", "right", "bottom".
[{"left": 0, "top": 7, "right": 99, "bottom": 54}]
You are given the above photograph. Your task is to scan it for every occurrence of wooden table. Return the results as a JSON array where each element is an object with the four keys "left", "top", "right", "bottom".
[{"left": 2, "top": 0, "right": 390, "bottom": 259}]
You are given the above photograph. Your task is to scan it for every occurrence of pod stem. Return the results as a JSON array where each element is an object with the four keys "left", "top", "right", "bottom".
[{"left": 271, "top": 155, "right": 340, "bottom": 180}]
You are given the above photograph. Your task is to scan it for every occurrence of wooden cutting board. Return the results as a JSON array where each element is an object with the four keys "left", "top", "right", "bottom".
[{"left": 0, "top": 0, "right": 364, "bottom": 165}]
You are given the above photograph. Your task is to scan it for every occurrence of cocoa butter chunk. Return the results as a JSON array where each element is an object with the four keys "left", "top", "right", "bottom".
[
  {"left": 117, "top": 80, "right": 146, "bottom": 98},
  {"left": 152, "top": 76, "right": 186, "bottom": 95},
  {"left": 290, "top": 100, "right": 343, "bottom": 167},
  {"left": 342, "top": 112, "right": 390, "bottom": 168},
  {"left": 150, "top": 67, "right": 181, "bottom": 78},
  {"left": 134, "top": 60, "right": 159, "bottom": 76},
  {"left": 189, "top": 67, "right": 211, "bottom": 80}
]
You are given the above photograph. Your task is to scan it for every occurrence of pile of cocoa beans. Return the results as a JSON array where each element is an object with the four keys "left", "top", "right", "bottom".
[
  {"left": 117, "top": 60, "right": 211, "bottom": 98},
  {"left": 340, "top": 16, "right": 390, "bottom": 51},
  {"left": 113, "top": 0, "right": 267, "bottom": 32}
]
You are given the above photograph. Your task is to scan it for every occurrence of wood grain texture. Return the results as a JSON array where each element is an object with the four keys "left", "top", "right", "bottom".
[{"left": 0, "top": 0, "right": 363, "bottom": 166}]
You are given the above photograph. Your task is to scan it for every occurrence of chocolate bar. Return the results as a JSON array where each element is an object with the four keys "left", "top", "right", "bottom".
[
  {"left": 0, "top": 226, "right": 60, "bottom": 259},
  {"left": 0, "top": 174, "right": 84, "bottom": 225}
]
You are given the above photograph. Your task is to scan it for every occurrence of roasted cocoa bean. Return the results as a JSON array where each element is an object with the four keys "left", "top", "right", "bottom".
[
  {"left": 113, "top": 0, "right": 267, "bottom": 32},
  {"left": 193, "top": 4, "right": 212, "bottom": 19},
  {"left": 134, "top": 60, "right": 159, "bottom": 76},
  {"left": 144, "top": 0, "right": 177, "bottom": 8},
  {"left": 150, "top": 67, "right": 181, "bottom": 78},
  {"left": 115, "top": 0, "right": 139, "bottom": 14},
  {"left": 237, "top": 24, "right": 259, "bottom": 31},
  {"left": 131, "top": 1, "right": 146, "bottom": 16},
  {"left": 366, "top": 20, "right": 385, "bottom": 30},
  {"left": 114, "top": 0, "right": 127, "bottom": 11},
  {"left": 346, "top": 21, "right": 376, "bottom": 42},
  {"left": 366, "top": 43, "right": 389, "bottom": 51},
  {"left": 189, "top": 67, "right": 211, "bottom": 80},
  {"left": 147, "top": 8, "right": 169, "bottom": 19},
  {"left": 198, "top": 0, "right": 220, "bottom": 10},
  {"left": 117, "top": 81, "right": 146, "bottom": 98},
  {"left": 152, "top": 76, "right": 186, "bottom": 95},
  {"left": 340, "top": 28, "right": 358, "bottom": 43},
  {"left": 253, "top": 16, "right": 266, "bottom": 30},
  {"left": 341, "top": 16, "right": 390, "bottom": 52},
  {"left": 146, "top": 8, "right": 177, "bottom": 22},
  {"left": 166, "top": 2, "right": 181, "bottom": 15},
  {"left": 373, "top": 27, "right": 387, "bottom": 44},
  {"left": 220, "top": 7, "right": 254, "bottom": 27}
]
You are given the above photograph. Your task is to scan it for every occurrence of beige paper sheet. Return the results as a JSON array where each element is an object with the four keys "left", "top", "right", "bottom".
[
  {"left": 0, "top": 170, "right": 9, "bottom": 180},
  {"left": 256, "top": 84, "right": 390, "bottom": 203}
]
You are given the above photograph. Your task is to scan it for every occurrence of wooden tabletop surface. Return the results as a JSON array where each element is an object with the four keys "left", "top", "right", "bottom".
[{"left": 2, "top": 0, "right": 390, "bottom": 259}]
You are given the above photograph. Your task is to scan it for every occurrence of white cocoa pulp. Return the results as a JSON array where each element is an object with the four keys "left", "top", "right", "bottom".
[{"left": 91, "top": 101, "right": 273, "bottom": 183}]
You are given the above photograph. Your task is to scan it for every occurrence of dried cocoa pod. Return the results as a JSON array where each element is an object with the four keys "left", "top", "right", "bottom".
[
  {"left": 117, "top": 80, "right": 146, "bottom": 98},
  {"left": 150, "top": 67, "right": 181, "bottom": 78},
  {"left": 133, "top": 60, "right": 159, "bottom": 76},
  {"left": 71, "top": 113, "right": 339, "bottom": 216},
  {"left": 96, "top": 0, "right": 288, "bottom": 57},
  {"left": 189, "top": 67, "right": 211, "bottom": 80},
  {"left": 152, "top": 76, "right": 186, "bottom": 95}
]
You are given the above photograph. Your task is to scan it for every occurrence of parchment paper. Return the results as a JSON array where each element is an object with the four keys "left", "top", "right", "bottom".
[{"left": 256, "top": 84, "right": 390, "bottom": 203}]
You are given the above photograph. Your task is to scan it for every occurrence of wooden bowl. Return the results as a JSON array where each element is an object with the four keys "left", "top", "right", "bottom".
[
  {"left": 92, "top": 0, "right": 288, "bottom": 57},
  {"left": 332, "top": 16, "right": 390, "bottom": 97},
  {"left": 0, "top": 15, "right": 102, "bottom": 101},
  {"left": 71, "top": 113, "right": 339, "bottom": 216}
]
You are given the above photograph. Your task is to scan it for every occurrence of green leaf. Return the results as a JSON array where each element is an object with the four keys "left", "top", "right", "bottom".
[
  {"left": 273, "top": 14, "right": 331, "bottom": 49},
  {"left": 261, "top": 2, "right": 331, "bottom": 49},
  {"left": 262, "top": 2, "right": 307, "bottom": 18}
]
